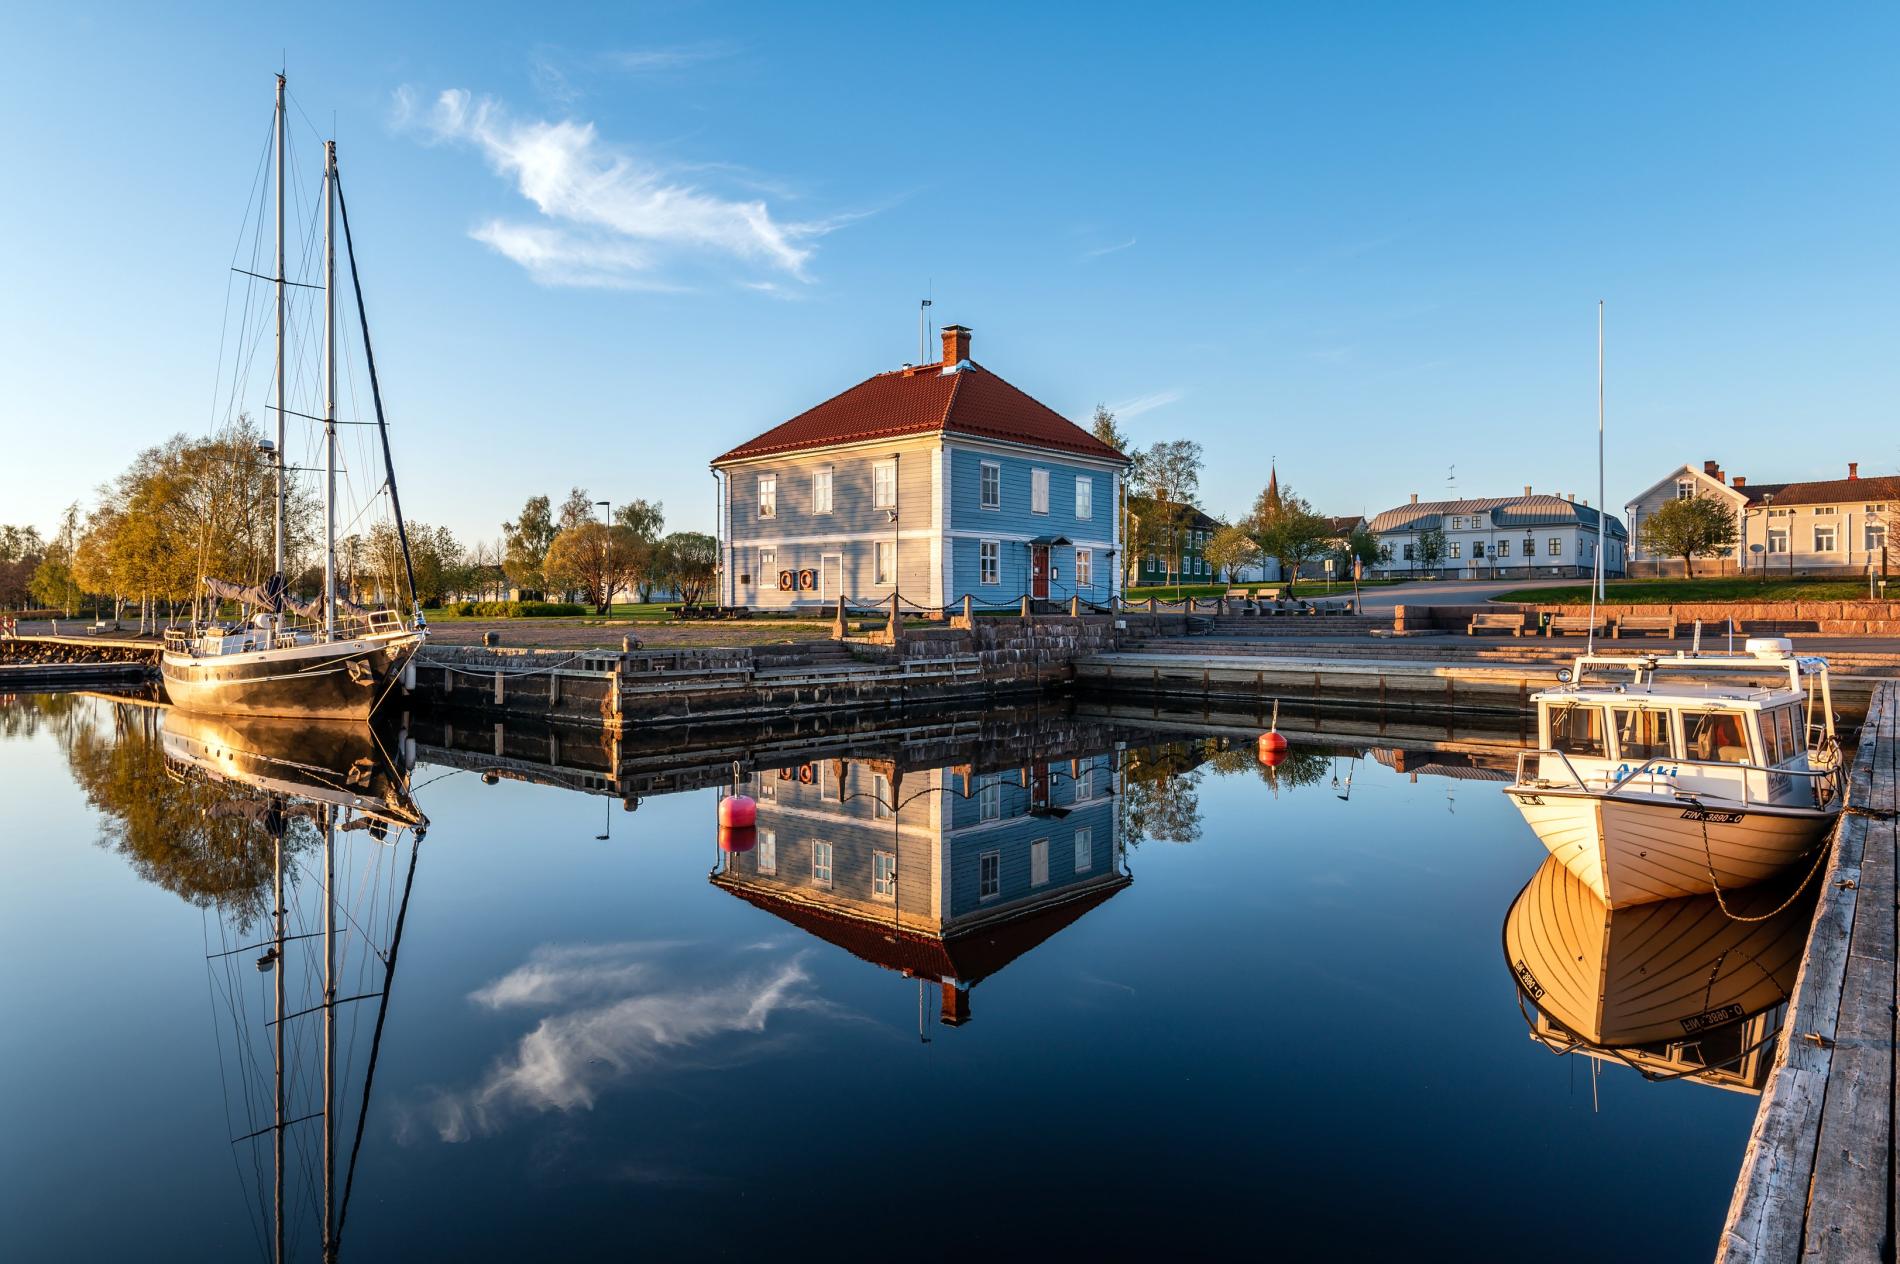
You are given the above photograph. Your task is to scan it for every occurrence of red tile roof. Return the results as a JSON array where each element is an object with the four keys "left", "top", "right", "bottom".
[
  {"left": 1740, "top": 475, "right": 1900, "bottom": 507},
  {"left": 712, "top": 361, "right": 1130, "bottom": 465}
]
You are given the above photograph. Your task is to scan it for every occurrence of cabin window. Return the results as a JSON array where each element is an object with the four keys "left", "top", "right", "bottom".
[
  {"left": 1031, "top": 468, "right": 1050, "bottom": 514},
  {"left": 872, "top": 772, "right": 893, "bottom": 818},
  {"left": 1774, "top": 705, "right": 1798, "bottom": 764},
  {"left": 979, "top": 851, "right": 1001, "bottom": 899},
  {"left": 812, "top": 840, "right": 833, "bottom": 888},
  {"left": 1547, "top": 537, "right": 1562, "bottom": 557},
  {"left": 1076, "top": 476, "right": 1093, "bottom": 520},
  {"left": 874, "top": 541, "right": 895, "bottom": 586},
  {"left": 1550, "top": 705, "right": 1608, "bottom": 759},
  {"left": 1611, "top": 707, "right": 1673, "bottom": 761},
  {"left": 1686, "top": 710, "right": 1753, "bottom": 764},
  {"left": 1030, "top": 838, "right": 1050, "bottom": 887},
  {"left": 979, "top": 540, "right": 1000, "bottom": 585},
  {"left": 1076, "top": 548, "right": 1092, "bottom": 587},
  {"left": 979, "top": 775, "right": 1002, "bottom": 821},
  {"left": 873, "top": 461, "right": 897, "bottom": 509},
  {"left": 872, "top": 851, "right": 896, "bottom": 899},
  {"left": 757, "top": 829, "right": 777, "bottom": 874},
  {"left": 980, "top": 461, "right": 1001, "bottom": 509},
  {"left": 812, "top": 467, "right": 833, "bottom": 515},
  {"left": 1813, "top": 525, "right": 1837, "bottom": 552},
  {"left": 758, "top": 474, "right": 777, "bottom": 518},
  {"left": 1074, "top": 827, "right": 1093, "bottom": 873}
]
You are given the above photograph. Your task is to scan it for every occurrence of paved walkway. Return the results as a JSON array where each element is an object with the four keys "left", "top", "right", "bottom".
[{"left": 1349, "top": 578, "right": 1579, "bottom": 613}]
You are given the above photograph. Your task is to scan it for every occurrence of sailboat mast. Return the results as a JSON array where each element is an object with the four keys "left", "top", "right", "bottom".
[
  {"left": 273, "top": 75, "right": 287, "bottom": 591},
  {"left": 272, "top": 821, "right": 285, "bottom": 1264},
  {"left": 323, "top": 140, "right": 337, "bottom": 641},
  {"left": 322, "top": 807, "right": 337, "bottom": 1260},
  {"left": 1597, "top": 299, "right": 1607, "bottom": 601}
]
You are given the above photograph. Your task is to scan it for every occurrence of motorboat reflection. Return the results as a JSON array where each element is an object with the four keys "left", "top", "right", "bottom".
[
  {"left": 713, "top": 748, "right": 1130, "bottom": 1027},
  {"left": 1502, "top": 855, "right": 1814, "bottom": 1094}
]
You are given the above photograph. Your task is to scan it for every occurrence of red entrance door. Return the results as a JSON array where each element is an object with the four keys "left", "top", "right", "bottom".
[{"left": 1031, "top": 546, "right": 1049, "bottom": 598}]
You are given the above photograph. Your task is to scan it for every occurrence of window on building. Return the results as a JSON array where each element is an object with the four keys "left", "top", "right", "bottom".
[
  {"left": 757, "top": 829, "right": 777, "bottom": 874},
  {"left": 758, "top": 548, "right": 776, "bottom": 591},
  {"left": 1075, "top": 764, "right": 1093, "bottom": 801},
  {"left": 980, "top": 461, "right": 1000, "bottom": 509},
  {"left": 1814, "top": 506, "right": 1837, "bottom": 516},
  {"left": 756, "top": 772, "right": 776, "bottom": 802},
  {"left": 979, "top": 540, "right": 1000, "bottom": 585},
  {"left": 758, "top": 474, "right": 776, "bottom": 518},
  {"left": 812, "top": 840, "right": 833, "bottom": 887},
  {"left": 1031, "top": 468, "right": 1050, "bottom": 514},
  {"left": 872, "top": 772, "right": 893, "bottom": 818},
  {"left": 979, "top": 851, "right": 1001, "bottom": 899},
  {"left": 1497, "top": 539, "right": 1511, "bottom": 558},
  {"left": 1676, "top": 479, "right": 1694, "bottom": 500},
  {"left": 872, "top": 460, "right": 897, "bottom": 509},
  {"left": 1549, "top": 704, "right": 1608, "bottom": 758},
  {"left": 872, "top": 851, "right": 896, "bottom": 899},
  {"left": 1076, "top": 548, "right": 1092, "bottom": 587},
  {"left": 874, "top": 540, "right": 895, "bottom": 585},
  {"left": 1402, "top": 543, "right": 1416, "bottom": 561},
  {"left": 1448, "top": 542, "right": 1462, "bottom": 559},
  {"left": 1030, "top": 838, "right": 1049, "bottom": 887},
  {"left": 812, "top": 467, "right": 833, "bottom": 514},
  {"left": 979, "top": 775, "right": 1001, "bottom": 822},
  {"left": 1075, "top": 476, "right": 1093, "bottom": 520},
  {"left": 1814, "top": 525, "right": 1838, "bottom": 552},
  {"left": 1868, "top": 522, "right": 1888, "bottom": 552},
  {"left": 820, "top": 760, "right": 839, "bottom": 801},
  {"left": 1767, "top": 529, "right": 1789, "bottom": 554},
  {"left": 1074, "top": 827, "right": 1093, "bottom": 873},
  {"left": 1472, "top": 542, "right": 1485, "bottom": 559},
  {"left": 1547, "top": 537, "right": 1562, "bottom": 557},
  {"left": 1866, "top": 503, "right": 1888, "bottom": 514}
]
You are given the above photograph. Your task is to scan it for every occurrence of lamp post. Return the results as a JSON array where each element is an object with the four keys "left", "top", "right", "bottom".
[{"left": 595, "top": 500, "right": 612, "bottom": 611}]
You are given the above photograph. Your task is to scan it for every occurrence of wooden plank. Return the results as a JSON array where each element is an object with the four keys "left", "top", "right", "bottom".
[{"left": 1801, "top": 952, "right": 1895, "bottom": 1260}]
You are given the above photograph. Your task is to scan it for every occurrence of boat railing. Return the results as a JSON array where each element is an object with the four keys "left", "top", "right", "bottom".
[
  {"left": 1513, "top": 747, "right": 1594, "bottom": 791},
  {"left": 1516, "top": 747, "right": 1846, "bottom": 810}
]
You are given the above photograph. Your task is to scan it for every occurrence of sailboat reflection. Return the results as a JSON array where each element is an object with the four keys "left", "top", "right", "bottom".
[
  {"left": 1502, "top": 855, "right": 1814, "bottom": 1094},
  {"left": 162, "top": 707, "right": 427, "bottom": 1262},
  {"left": 713, "top": 749, "right": 1131, "bottom": 1028}
]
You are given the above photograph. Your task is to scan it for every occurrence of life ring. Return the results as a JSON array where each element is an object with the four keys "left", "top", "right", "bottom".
[
  {"left": 778, "top": 570, "right": 795, "bottom": 591},
  {"left": 797, "top": 763, "right": 815, "bottom": 784}
]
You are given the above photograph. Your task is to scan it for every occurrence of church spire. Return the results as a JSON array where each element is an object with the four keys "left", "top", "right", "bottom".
[{"left": 1264, "top": 463, "right": 1282, "bottom": 513}]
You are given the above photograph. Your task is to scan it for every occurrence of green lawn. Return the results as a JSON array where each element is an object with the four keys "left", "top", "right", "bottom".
[{"left": 1492, "top": 577, "right": 1893, "bottom": 604}]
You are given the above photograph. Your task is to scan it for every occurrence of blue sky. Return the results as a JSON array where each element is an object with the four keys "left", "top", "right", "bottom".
[{"left": 3, "top": 2, "right": 1896, "bottom": 545}]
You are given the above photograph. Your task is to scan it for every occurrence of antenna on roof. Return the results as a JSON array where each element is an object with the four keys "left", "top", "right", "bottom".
[
  {"left": 919, "top": 292, "right": 933, "bottom": 365},
  {"left": 1447, "top": 464, "right": 1457, "bottom": 498}
]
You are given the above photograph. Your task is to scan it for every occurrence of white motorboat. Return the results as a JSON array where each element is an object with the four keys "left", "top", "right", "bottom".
[{"left": 1503, "top": 638, "right": 1844, "bottom": 909}]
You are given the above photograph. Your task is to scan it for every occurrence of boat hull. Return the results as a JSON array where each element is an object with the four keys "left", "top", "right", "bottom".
[
  {"left": 161, "top": 634, "right": 421, "bottom": 720},
  {"left": 1505, "top": 787, "right": 1834, "bottom": 908}
]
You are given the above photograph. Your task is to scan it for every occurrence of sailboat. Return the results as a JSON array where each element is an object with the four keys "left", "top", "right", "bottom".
[{"left": 162, "top": 75, "right": 425, "bottom": 720}]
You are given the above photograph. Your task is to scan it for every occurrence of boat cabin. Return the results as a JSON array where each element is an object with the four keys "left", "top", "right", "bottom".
[{"left": 1524, "top": 640, "right": 1840, "bottom": 810}]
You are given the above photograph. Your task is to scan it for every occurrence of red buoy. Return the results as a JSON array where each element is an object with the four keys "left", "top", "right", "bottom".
[
  {"left": 718, "top": 794, "right": 758, "bottom": 828},
  {"left": 1257, "top": 731, "right": 1288, "bottom": 761},
  {"left": 718, "top": 825, "right": 758, "bottom": 853},
  {"left": 1259, "top": 746, "right": 1285, "bottom": 768}
]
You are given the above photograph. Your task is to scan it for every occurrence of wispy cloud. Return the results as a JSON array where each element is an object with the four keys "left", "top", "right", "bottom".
[
  {"left": 1084, "top": 236, "right": 1137, "bottom": 259},
  {"left": 1108, "top": 388, "right": 1185, "bottom": 419},
  {"left": 602, "top": 45, "right": 732, "bottom": 73},
  {"left": 404, "top": 942, "right": 841, "bottom": 1142},
  {"left": 397, "top": 87, "right": 838, "bottom": 291}
]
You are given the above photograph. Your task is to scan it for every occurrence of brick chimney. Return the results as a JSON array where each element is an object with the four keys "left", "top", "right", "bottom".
[
  {"left": 1523, "top": 485, "right": 1532, "bottom": 497},
  {"left": 939, "top": 980, "right": 971, "bottom": 1026},
  {"left": 1732, "top": 475, "right": 1747, "bottom": 489},
  {"left": 1703, "top": 459, "right": 1725, "bottom": 484},
  {"left": 1849, "top": 462, "right": 1859, "bottom": 480},
  {"left": 1410, "top": 493, "right": 1418, "bottom": 505},
  {"left": 940, "top": 324, "right": 971, "bottom": 368}
]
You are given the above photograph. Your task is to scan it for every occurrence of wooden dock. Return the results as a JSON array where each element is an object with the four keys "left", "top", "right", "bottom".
[{"left": 1721, "top": 680, "right": 1899, "bottom": 1261}]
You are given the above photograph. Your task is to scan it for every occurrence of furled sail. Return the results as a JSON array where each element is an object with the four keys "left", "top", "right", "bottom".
[
  {"left": 282, "top": 591, "right": 372, "bottom": 622},
  {"left": 204, "top": 574, "right": 286, "bottom": 612}
]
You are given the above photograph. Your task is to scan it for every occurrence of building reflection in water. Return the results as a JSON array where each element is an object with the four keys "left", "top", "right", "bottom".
[
  {"left": 1502, "top": 855, "right": 1815, "bottom": 1095},
  {"left": 713, "top": 746, "right": 1131, "bottom": 1029}
]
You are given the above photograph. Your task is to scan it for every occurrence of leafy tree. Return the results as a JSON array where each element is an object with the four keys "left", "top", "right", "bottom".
[
  {"left": 557, "top": 486, "right": 599, "bottom": 531},
  {"left": 657, "top": 531, "right": 719, "bottom": 606},
  {"left": 1415, "top": 526, "right": 1447, "bottom": 574},
  {"left": 1089, "top": 403, "right": 1129, "bottom": 455},
  {"left": 1639, "top": 495, "right": 1739, "bottom": 578},
  {"left": 543, "top": 522, "right": 639, "bottom": 614},
  {"left": 613, "top": 498, "right": 666, "bottom": 600},
  {"left": 501, "top": 495, "right": 557, "bottom": 596},
  {"left": 1120, "top": 742, "right": 1206, "bottom": 846},
  {"left": 1204, "top": 523, "right": 1261, "bottom": 583},
  {"left": 0, "top": 524, "right": 45, "bottom": 608},
  {"left": 1250, "top": 482, "right": 1333, "bottom": 594},
  {"left": 1130, "top": 440, "right": 1203, "bottom": 584}
]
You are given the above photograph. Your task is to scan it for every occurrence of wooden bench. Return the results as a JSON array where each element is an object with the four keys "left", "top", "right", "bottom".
[
  {"left": 1613, "top": 613, "right": 1677, "bottom": 639},
  {"left": 1467, "top": 612, "right": 1526, "bottom": 637},
  {"left": 1546, "top": 614, "right": 1608, "bottom": 637}
]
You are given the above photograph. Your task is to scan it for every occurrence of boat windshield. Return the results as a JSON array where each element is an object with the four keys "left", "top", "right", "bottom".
[
  {"left": 1685, "top": 710, "right": 1752, "bottom": 764},
  {"left": 1550, "top": 704, "right": 1608, "bottom": 759},
  {"left": 1611, "top": 707, "right": 1674, "bottom": 761},
  {"left": 1762, "top": 704, "right": 1800, "bottom": 766}
]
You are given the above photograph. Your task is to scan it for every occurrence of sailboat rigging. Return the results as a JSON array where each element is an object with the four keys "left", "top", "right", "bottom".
[{"left": 162, "top": 75, "right": 425, "bottom": 720}]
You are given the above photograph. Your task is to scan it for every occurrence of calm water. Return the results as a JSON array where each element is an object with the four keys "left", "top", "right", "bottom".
[{"left": 0, "top": 693, "right": 1781, "bottom": 1261}]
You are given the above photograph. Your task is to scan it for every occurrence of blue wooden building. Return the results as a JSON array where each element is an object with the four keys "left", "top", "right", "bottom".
[{"left": 711, "top": 326, "right": 1132, "bottom": 611}]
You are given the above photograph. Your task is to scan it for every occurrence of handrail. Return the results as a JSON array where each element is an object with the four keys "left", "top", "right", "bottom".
[{"left": 1515, "top": 745, "right": 1845, "bottom": 810}]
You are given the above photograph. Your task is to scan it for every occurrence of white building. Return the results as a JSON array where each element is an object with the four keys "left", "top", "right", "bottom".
[
  {"left": 1367, "top": 490, "right": 1626, "bottom": 579},
  {"left": 1625, "top": 460, "right": 1896, "bottom": 577}
]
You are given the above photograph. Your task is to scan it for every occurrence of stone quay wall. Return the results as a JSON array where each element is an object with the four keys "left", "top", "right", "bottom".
[{"left": 1395, "top": 602, "right": 1900, "bottom": 637}]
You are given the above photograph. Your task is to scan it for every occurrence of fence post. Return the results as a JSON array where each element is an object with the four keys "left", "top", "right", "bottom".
[
  {"left": 963, "top": 594, "right": 973, "bottom": 626},
  {"left": 888, "top": 592, "right": 905, "bottom": 645},
  {"left": 1021, "top": 594, "right": 1033, "bottom": 620},
  {"left": 831, "top": 593, "right": 848, "bottom": 641},
  {"left": 1069, "top": 594, "right": 1081, "bottom": 617}
]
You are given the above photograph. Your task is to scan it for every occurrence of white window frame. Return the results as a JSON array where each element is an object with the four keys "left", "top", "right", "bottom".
[
  {"left": 1547, "top": 537, "right": 1562, "bottom": 557},
  {"left": 979, "top": 850, "right": 1001, "bottom": 900},
  {"left": 1075, "top": 765, "right": 1093, "bottom": 801},
  {"left": 1030, "top": 838, "right": 1049, "bottom": 887},
  {"left": 1448, "top": 542, "right": 1462, "bottom": 560},
  {"left": 756, "top": 771, "right": 776, "bottom": 802},
  {"left": 758, "top": 547, "right": 776, "bottom": 592},
  {"left": 757, "top": 829, "right": 777, "bottom": 874},
  {"left": 1814, "top": 525, "right": 1838, "bottom": 552},
  {"left": 979, "top": 539, "right": 1000, "bottom": 585},
  {"left": 1814, "top": 506, "right": 1837, "bottom": 516},
  {"left": 872, "top": 772, "right": 893, "bottom": 818},
  {"left": 872, "top": 850, "right": 896, "bottom": 900},
  {"left": 812, "top": 466, "right": 833, "bottom": 515},
  {"left": 978, "top": 776, "right": 1001, "bottom": 822},
  {"left": 873, "top": 460, "right": 897, "bottom": 509},
  {"left": 820, "top": 760, "right": 839, "bottom": 801},
  {"left": 1075, "top": 548, "right": 1092, "bottom": 588},
  {"left": 1074, "top": 827, "right": 1093, "bottom": 873},
  {"left": 1868, "top": 522, "right": 1889, "bottom": 551},
  {"left": 979, "top": 461, "right": 1001, "bottom": 510},
  {"left": 758, "top": 474, "right": 777, "bottom": 519},
  {"left": 874, "top": 540, "right": 896, "bottom": 586},
  {"left": 1497, "top": 539, "right": 1510, "bottom": 558},
  {"left": 1030, "top": 467, "right": 1050, "bottom": 515},
  {"left": 811, "top": 839, "right": 832, "bottom": 888},
  {"left": 1767, "top": 528, "right": 1789, "bottom": 554},
  {"left": 1075, "top": 476, "right": 1093, "bottom": 520},
  {"left": 1676, "top": 479, "right": 1694, "bottom": 500}
]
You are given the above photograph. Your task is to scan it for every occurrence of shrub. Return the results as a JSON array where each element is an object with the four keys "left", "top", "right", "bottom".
[{"left": 450, "top": 600, "right": 585, "bottom": 618}]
